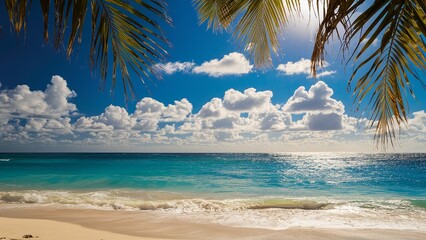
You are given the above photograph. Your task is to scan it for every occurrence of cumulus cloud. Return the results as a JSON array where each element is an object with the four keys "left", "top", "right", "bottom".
[
  {"left": 133, "top": 119, "right": 159, "bottom": 132},
  {"left": 282, "top": 81, "right": 347, "bottom": 132},
  {"left": 198, "top": 87, "right": 275, "bottom": 119},
  {"left": 283, "top": 81, "right": 344, "bottom": 114},
  {"left": 74, "top": 117, "right": 113, "bottom": 132},
  {"left": 277, "top": 58, "right": 312, "bottom": 75},
  {"left": 408, "top": 111, "right": 426, "bottom": 132},
  {"left": 303, "top": 112, "right": 343, "bottom": 131},
  {"left": 276, "top": 58, "right": 335, "bottom": 78},
  {"left": 223, "top": 88, "right": 273, "bottom": 112},
  {"left": 162, "top": 99, "right": 192, "bottom": 122},
  {"left": 75, "top": 98, "right": 192, "bottom": 134},
  {"left": 155, "top": 61, "right": 195, "bottom": 74},
  {"left": 0, "top": 75, "right": 76, "bottom": 120},
  {"left": 192, "top": 52, "right": 253, "bottom": 77},
  {"left": 250, "top": 111, "right": 292, "bottom": 131},
  {"left": 210, "top": 115, "right": 241, "bottom": 129},
  {"left": 198, "top": 98, "right": 226, "bottom": 119},
  {"left": 1, "top": 75, "right": 425, "bottom": 152},
  {"left": 75, "top": 105, "right": 135, "bottom": 131},
  {"left": 24, "top": 117, "right": 73, "bottom": 134},
  {"left": 133, "top": 97, "right": 165, "bottom": 119},
  {"left": 189, "top": 88, "right": 281, "bottom": 133},
  {"left": 133, "top": 97, "right": 192, "bottom": 122},
  {"left": 100, "top": 105, "right": 135, "bottom": 130}
]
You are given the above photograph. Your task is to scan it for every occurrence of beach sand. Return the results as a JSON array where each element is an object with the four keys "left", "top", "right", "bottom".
[
  {"left": 0, "top": 204, "right": 425, "bottom": 240},
  {"left": 0, "top": 217, "right": 166, "bottom": 240}
]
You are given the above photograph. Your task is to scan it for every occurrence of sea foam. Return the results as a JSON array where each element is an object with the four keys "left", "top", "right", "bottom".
[{"left": 1, "top": 190, "right": 425, "bottom": 231}]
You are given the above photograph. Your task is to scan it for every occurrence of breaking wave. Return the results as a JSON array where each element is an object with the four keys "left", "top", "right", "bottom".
[{"left": 1, "top": 190, "right": 425, "bottom": 231}]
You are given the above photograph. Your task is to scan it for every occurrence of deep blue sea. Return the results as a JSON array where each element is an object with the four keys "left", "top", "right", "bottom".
[{"left": 0, "top": 152, "right": 425, "bottom": 230}]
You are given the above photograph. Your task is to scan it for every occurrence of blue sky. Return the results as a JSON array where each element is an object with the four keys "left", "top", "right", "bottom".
[{"left": 0, "top": 1, "right": 425, "bottom": 152}]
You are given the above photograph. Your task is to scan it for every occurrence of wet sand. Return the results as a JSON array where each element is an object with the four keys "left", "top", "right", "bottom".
[{"left": 0, "top": 204, "right": 425, "bottom": 240}]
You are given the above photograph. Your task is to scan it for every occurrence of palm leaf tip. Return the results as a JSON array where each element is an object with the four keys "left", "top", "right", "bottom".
[
  {"left": 5, "top": 0, "right": 171, "bottom": 101},
  {"left": 195, "top": 0, "right": 302, "bottom": 67},
  {"left": 87, "top": 0, "right": 172, "bottom": 100},
  {"left": 312, "top": 0, "right": 426, "bottom": 150},
  {"left": 5, "top": 0, "right": 30, "bottom": 35}
]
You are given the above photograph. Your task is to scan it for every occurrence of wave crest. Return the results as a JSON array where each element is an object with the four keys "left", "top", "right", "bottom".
[{"left": 1, "top": 190, "right": 425, "bottom": 231}]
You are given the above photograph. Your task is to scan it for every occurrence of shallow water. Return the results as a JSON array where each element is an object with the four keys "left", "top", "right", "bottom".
[{"left": 0, "top": 152, "right": 425, "bottom": 230}]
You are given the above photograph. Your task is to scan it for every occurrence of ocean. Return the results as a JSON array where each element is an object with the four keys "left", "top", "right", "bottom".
[{"left": 0, "top": 152, "right": 425, "bottom": 230}]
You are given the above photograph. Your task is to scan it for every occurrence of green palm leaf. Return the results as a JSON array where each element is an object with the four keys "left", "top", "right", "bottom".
[
  {"left": 4, "top": 0, "right": 171, "bottom": 100},
  {"left": 311, "top": 0, "right": 426, "bottom": 149},
  {"left": 194, "top": 0, "right": 301, "bottom": 67}
]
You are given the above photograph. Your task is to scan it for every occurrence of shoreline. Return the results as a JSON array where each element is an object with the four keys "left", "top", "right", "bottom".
[{"left": 1, "top": 205, "right": 425, "bottom": 240}]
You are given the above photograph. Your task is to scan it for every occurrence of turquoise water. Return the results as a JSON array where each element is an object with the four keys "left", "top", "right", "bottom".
[{"left": 0, "top": 152, "right": 425, "bottom": 230}]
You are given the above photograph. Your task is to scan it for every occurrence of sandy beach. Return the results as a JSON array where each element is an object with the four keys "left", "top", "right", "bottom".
[
  {"left": 0, "top": 204, "right": 425, "bottom": 240},
  {"left": 0, "top": 217, "right": 165, "bottom": 240}
]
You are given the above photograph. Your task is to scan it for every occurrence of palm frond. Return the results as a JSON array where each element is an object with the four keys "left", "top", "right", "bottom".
[
  {"left": 5, "top": 0, "right": 171, "bottom": 100},
  {"left": 90, "top": 0, "right": 171, "bottom": 99},
  {"left": 194, "top": 0, "right": 247, "bottom": 31},
  {"left": 310, "top": 0, "right": 364, "bottom": 75},
  {"left": 195, "top": 0, "right": 301, "bottom": 67},
  {"left": 235, "top": 0, "right": 300, "bottom": 67},
  {"left": 5, "top": 0, "right": 30, "bottom": 35},
  {"left": 312, "top": 0, "right": 426, "bottom": 149}
]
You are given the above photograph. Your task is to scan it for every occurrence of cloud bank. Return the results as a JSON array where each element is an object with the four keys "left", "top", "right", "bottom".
[{"left": 1, "top": 76, "right": 424, "bottom": 152}]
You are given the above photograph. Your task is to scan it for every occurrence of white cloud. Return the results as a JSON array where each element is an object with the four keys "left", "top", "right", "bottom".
[
  {"left": 1, "top": 76, "right": 425, "bottom": 152},
  {"left": 250, "top": 111, "right": 292, "bottom": 131},
  {"left": 24, "top": 117, "right": 73, "bottom": 134},
  {"left": 407, "top": 111, "right": 426, "bottom": 133},
  {"left": 133, "top": 97, "right": 165, "bottom": 119},
  {"left": 75, "top": 98, "right": 192, "bottom": 134},
  {"left": 282, "top": 81, "right": 346, "bottom": 132},
  {"left": 303, "top": 112, "right": 343, "bottom": 131},
  {"left": 210, "top": 115, "right": 242, "bottom": 130},
  {"left": 74, "top": 117, "right": 113, "bottom": 132},
  {"left": 162, "top": 99, "right": 193, "bottom": 122},
  {"left": 192, "top": 52, "right": 253, "bottom": 77},
  {"left": 214, "top": 131, "right": 243, "bottom": 142},
  {"left": 44, "top": 76, "right": 77, "bottom": 114},
  {"left": 189, "top": 88, "right": 282, "bottom": 133},
  {"left": 155, "top": 61, "right": 195, "bottom": 74},
  {"left": 100, "top": 105, "right": 135, "bottom": 130},
  {"left": 0, "top": 75, "right": 76, "bottom": 120},
  {"left": 277, "top": 58, "right": 312, "bottom": 75},
  {"left": 74, "top": 105, "right": 135, "bottom": 131},
  {"left": 133, "top": 119, "right": 158, "bottom": 132},
  {"left": 133, "top": 97, "right": 192, "bottom": 123},
  {"left": 316, "top": 71, "right": 336, "bottom": 78},
  {"left": 276, "top": 58, "right": 335, "bottom": 78},
  {"left": 223, "top": 88, "right": 273, "bottom": 112},
  {"left": 283, "top": 81, "right": 344, "bottom": 114},
  {"left": 198, "top": 98, "right": 226, "bottom": 119}
]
